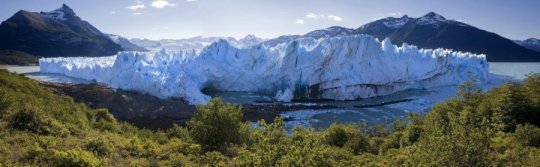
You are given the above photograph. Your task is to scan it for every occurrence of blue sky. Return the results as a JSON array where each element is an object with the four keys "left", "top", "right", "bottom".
[{"left": 1, "top": 0, "right": 539, "bottom": 40}]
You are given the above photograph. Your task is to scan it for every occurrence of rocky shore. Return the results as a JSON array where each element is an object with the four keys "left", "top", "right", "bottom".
[{"left": 40, "top": 82, "right": 337, "bottom": 130}]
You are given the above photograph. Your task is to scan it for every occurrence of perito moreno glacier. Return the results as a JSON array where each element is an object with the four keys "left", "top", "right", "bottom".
[{"left": 40, "top": 35, "right": 489, "bottom": 104}]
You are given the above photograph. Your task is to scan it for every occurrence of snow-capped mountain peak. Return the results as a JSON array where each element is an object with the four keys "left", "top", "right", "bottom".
[
  {"left": 39, "top": 4, "right": 75, "bottom": 21},
  {"left": 326, "top": 26, "right": 353, "bottom": 35},
  {"left": 524, "top": 38, "right": 540, "bottom": 45},
  {"left": 514, "top": 38, "right": 540, "bottom": 53},
  {"left": 417, "top": 12, "right": 446, "bottom": 25},
  {"left": 303, "top": 26, "right": 353, "bottom": 39},
  {"left": 226, "top": 35, "right": 265, "bottom": 48},
  {"left": 382, "top": 15, "right": 410, "bottom": 28},
  {"left": 106, "top": 34, "right": 148, "bottom": 52},
  {"left": 128, "top": 35, "right": 265, "bottom": 52}
]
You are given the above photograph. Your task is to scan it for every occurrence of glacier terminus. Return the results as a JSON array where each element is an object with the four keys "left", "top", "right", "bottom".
[{"left": 40, "top": 35, "right": 489, "bottom": 104}]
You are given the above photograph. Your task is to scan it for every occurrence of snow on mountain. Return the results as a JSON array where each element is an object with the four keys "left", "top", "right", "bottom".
[
  {"left": 262, "top": 35, "right": 301, "bottom": 47},
  {"left": 107, "top": 34, "right": 148, "bottom": 52},
  {"left": 129, "top": 38, "right": 162, "bottom": 49},
  {"left": 381, "top": 15, "right": 410, "bottom": 28},
  {"left": 417, "top": 12, "right": 446, "bottom": 26},
  {"left": 129, "top": 35, "right": 265, "bottom": 52},
  {"left": 0, "top": 4, "right": 122, "bottom": 58},
  {"left": 515, "top": 38, "right": 540, "bottom": 53},
  {"left": 40, "top": 35, "right": 488, "bottom": 104},
  {"left": 303, "top": 26, "right": 353, "bottom": 39},
  {"left": 227, "top": 34, "right": 266, "bottom": 48},
  {"left": 40, "top": 4, "right": 70, "bottom": 21}
]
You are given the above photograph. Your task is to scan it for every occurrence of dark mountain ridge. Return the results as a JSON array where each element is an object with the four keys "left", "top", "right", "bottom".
[
  {"left": 301, "top": 12, "right": 540, "bottom": 62},
  {"left": 514, "top": 38, "right": 540, "bottom": 53},
  {"left": 0, "top": 4, "right": 122, "bottom": 57}
]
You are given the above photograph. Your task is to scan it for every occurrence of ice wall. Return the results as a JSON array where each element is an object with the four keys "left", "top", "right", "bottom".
[{"left": 40, "top": 35, "right": 489, "bottom": 104}]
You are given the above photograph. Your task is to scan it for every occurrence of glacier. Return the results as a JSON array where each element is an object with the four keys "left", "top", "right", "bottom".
[{"left": 40, "top": 35, "right": 489, "bottom": 104}]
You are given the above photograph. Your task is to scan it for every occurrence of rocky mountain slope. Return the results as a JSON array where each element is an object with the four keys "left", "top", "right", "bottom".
[{"left": 0, "top": 4, "right": 122, "bottom": 58}]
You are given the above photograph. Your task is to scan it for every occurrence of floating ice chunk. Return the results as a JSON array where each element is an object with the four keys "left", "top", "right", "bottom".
[{"left": 275, "top": 88, "right": 293, "bottom": 102}]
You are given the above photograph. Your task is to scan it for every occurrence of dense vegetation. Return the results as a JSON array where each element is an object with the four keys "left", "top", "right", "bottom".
[{"left": 0, "top": 69, "right": 539, "bottom": 166}]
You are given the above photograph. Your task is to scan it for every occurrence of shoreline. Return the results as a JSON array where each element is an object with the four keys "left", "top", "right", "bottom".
[{"left": 39, "top": 81, "right": 338, "bottom": 130}]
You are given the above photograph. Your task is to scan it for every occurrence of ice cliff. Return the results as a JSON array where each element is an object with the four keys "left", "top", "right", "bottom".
[{"left": 40, "top": 35, "right": 489, "bottom": 104}]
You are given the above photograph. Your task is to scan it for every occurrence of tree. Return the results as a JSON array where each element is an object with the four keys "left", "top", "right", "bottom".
[
  {"left": 323, "top": 124, "right": 369, "bottom": 154},
  {"left": 409, "top": 80, "right": 495, "bottom": 166},
  {"left": 187, "top": 98, "right": 247, "bottom": 151}
]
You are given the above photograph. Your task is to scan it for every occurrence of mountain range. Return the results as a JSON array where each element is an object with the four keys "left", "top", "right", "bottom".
[
  {"left": 129, "top": 35, "right": 265, "bottom": 52},
  {"left": 107, "top": 34, "right": 148, "bottom": 52},
  {"left": 1, "top": 4, "right": 539, "bottom": 64},
  {"left": 290, "top": 12, "right": 540, "bottom": 62}
]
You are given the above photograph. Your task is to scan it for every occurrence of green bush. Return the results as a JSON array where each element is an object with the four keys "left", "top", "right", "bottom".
[
  {"left": 166, "top": 124, "right": 191, "bottom": 142},
  {"left": 94, "top": 109, "right": 116, "bottom": 123},
  {"left": 187, "top": 98, "right": 247, "bottom": 151},
  {"left": 51, "top": 148, "right": 101, "bottom": 167},
  {"left": 7, "top": 108, "right": 67, "bottom": 136},
  {"left": 85, "top": 137, "right": 115, "bottom": 156},
  {"left": 515, "top": 124, "right": 540, "bottom": 147},
  {"left": 323, "top": 124, "right": 369, "bottom": 154}
]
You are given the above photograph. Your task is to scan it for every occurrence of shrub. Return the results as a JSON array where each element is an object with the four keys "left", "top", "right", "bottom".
[
  {"left": 85, "top": 137, "right": 115, "bottom": 156},
  {"left": 94, "top": 109, "right": 116, "bottom": 123},
  {"left": 515, "top": 124, "right": 540, "bottom": 147},
  {"left": 323, "top": 124, "right": 368, "bottom": 154},
  {"left": 166, "top": 124, "right": 191, "bottom": 142},
  {"left": 187, "top": 98, "right": 246, "bottom": 151},
  {"left": 7, "top": 108, "right": 67, "bottom": 136},
  {"left": 50, "top": 148, "right": 101, "bottom": 167}
]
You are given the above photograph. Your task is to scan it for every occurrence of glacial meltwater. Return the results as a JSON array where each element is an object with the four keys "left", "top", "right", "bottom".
[
  {"left": 2, "top": 63, "right": 540, "bottom": 130},
  {"left": 0, "top": 65, "right": 93, "bottom": 84}
]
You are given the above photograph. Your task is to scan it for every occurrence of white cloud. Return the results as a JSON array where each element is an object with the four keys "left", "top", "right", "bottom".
[
  {"left": 132, "top": 12, "right": 144, "bottom": 15},
  {"left": 127, "top": 4, "right": 145, "bottom": 10},
  {"left": 127, "top": 1, "right": 145, "bottom": 10},
  {"left": 306, "top": 13, "right": 318, "bottom": 19},
  {"left": 110, "top": 11, "right": 117, "bottom": 14},
  {"left": 388, "top": 12, "right": 403, "bottom": 17},
  {"left": 295, "top": 19, "right": 305, "bottom": 24},
  {"left": 152, "top": 0, "right": 177, "bottom": 8},
  {"left": 186, "top": 0, "right": 198, "bottom": 2},
  {"left": 328, "top": 15, "right": 343, "bottom": 22},
  {"left": 304, "top": 12, "right": 343, "bottom": 22}
]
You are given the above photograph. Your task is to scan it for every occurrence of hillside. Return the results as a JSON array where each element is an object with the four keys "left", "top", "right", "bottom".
[
  {"left": 1, "top": 69, "right": 539, "bottom": 166},
  {"left": 0, "top": 50, "right": 38, "bottom": 65},
  {"left": 353, "top": 12, "right": 540, "bottom": 62},
  {"left": 0, "top": 4, "right": 121, "bottom": 59},
  {"left": 515, "top": 38, "right": 540, "bottom": 53}
]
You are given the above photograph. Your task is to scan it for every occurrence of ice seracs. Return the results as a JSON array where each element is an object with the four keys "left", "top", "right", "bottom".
[
  {"left": 40, "top": 35, "right": 489, "bottom": 104},
  {"left": 275, "top": 88, "right": 294, "bottom": 102}
]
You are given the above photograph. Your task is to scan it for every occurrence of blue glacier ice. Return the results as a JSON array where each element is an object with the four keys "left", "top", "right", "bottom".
[{"left": 40, "top": 35, "right": 488, "bottom": 104}]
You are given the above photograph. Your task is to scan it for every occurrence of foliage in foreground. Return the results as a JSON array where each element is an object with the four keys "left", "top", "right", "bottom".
[{"left": 0, "top": 69, "right": 539, "bottom": 166}]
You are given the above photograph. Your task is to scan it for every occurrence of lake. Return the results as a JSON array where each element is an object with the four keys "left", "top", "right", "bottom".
[
  {"left": 2, "top": 62, "right": 540, "bottom": 130},
  {"left": 0, "top": 65, "right": 94, "bottom": 84}
]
